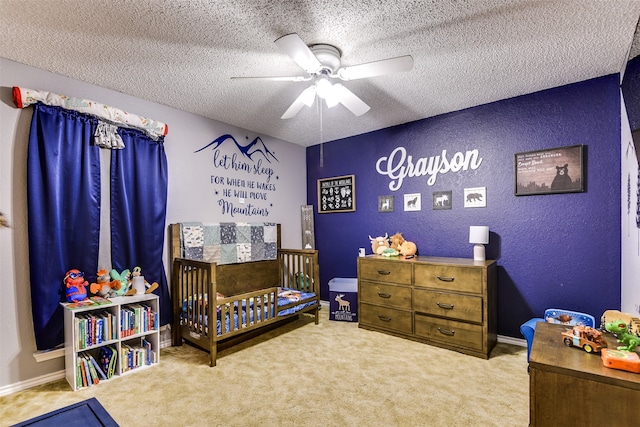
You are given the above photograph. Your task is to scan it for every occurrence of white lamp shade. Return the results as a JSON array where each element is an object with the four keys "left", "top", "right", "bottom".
[{"left": 469, "top": 226, "right": 489, "bottom": 244}]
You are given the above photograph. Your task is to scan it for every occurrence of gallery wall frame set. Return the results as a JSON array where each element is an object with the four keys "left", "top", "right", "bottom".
[
  {"left": 317, "top": 175, "right": 356, "bottom": 213},
  {"left": 514, "top": 144, "right": 585, "bottom": 196}
]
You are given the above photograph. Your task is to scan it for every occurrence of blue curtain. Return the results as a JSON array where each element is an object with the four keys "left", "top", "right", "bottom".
[
  {"left": 27, "top": 104, "right": 101, "bottom": 350},
  {"left": 110, "top": 128, "right": 172, "bottom": 326}
]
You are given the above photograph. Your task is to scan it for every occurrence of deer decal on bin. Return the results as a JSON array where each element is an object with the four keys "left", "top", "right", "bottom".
[{"left": 335, "top": 294, "right": 351, "bottom": 312}]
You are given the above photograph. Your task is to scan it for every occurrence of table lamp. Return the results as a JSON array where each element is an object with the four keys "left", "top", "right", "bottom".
[{"left": 469, "top": 226, "right": 489, "bottom": 261}]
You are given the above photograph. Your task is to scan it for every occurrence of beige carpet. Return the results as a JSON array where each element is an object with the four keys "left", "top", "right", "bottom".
[{"left": 1, "top": 313, "right": 529, "bottom": 426}]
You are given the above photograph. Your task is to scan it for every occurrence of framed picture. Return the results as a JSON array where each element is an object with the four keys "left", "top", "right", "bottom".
[
  {"left": 378, "top": 195, "right": 394, "bottom": 213},
  {"left": 317, "top": 175, "right": 356, "bottom": 213},
  {"left": 403, "top": 193, "right": 421, "bottom": 211},
  {"left": 432, "top": 191, "right": 452, "bottom": 210},
  {"left": 464, "top": 187, "right": 486, "bottom": 208},
  {"left": 514, "top": 145, "right": 585, "bottom": 196}
]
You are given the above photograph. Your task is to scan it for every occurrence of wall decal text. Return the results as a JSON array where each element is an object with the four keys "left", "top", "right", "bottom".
[
  {"left": 376, "top": 146, "right": 483, "bottom": 190},
  {"left": 196, "top": 134, "right": 280, "bottom": 217}
]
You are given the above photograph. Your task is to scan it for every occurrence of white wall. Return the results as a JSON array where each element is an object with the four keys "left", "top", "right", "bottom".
[
  {"left": 0, "top": 58, "right": 307, "bottom": 391},
  {"left": 621, "top": 92, "right": 640, "bottom": 315}
]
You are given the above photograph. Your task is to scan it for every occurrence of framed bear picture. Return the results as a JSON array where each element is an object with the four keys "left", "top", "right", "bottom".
[{"left": 514, "top": 145, "right": 585, "bottom": 196}]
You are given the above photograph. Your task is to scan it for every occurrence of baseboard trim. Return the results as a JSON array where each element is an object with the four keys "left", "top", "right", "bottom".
[
  {"left": 498, "top": 334, "right": 526, "bottom": 347},
  {"left": 0, "top": 370, "right": 65, "bottom": 397}
]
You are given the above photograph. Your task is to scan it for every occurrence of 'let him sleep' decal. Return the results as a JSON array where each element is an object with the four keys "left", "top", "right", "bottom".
[{"left": 195, "top": 133, "right": 279, "bottom": 217}]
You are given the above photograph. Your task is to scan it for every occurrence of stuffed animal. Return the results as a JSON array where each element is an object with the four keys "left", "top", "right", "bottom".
[
  {"left": 125, "top": 266, "right": 159, "bottom": 295},
  {"left": 109, "top": 268, "right": 131, "bottom": 296},
  {"left": 64, "top": 269, "right": 88, "bottom": 303},
  {"left": 90, "top": 269, "right": 121, "bottom": 298},
  {"left": 381, "top": 247, "right": 400, "bottom": 257},
  {"left": 389, "top": 232, "right": 405, "bottom": 251},
  {"left": 399, "top": 241, "right": 417, "bottom": 257},
  {"left": 369, "top": 233, "right": 390, "bottom": 255}
]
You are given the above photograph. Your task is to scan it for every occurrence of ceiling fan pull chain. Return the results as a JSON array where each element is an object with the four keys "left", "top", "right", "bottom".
[{"left": 319, "top": 98, "right": 324, "bottom": 167}]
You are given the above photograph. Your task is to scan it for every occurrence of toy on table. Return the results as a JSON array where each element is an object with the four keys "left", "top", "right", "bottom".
[
  {"left": 601, "top": 348, "right": 640, "bottom": 373},
  {"left": 561, "top": 325, "right": 606, "bottom": 353},
  {"left": 369, "top": 233, "right": 390, "bottom": 255},
  {"left": 125, "top": 266, "right": 159, "bottom": 295},
  {"left": 380, "top": 247, "right": 399, "bottom": 257},
  {"left": 64, "top": 269, "right": 88, "bottom": 303},
  {"left": 89, "top": 269, "right": 121, "bottom": 298},
  {"left": 605, "top": 320, "right": 640, "bottom": 351},
  {"left": 399, "top": 241, "right": 417, "bottom": 257},
  {"left": 389, "top": 232, "right": 405, "bottom": 251}
]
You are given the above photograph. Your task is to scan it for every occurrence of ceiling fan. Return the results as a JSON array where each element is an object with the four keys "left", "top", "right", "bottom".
[{"left": 231, "top": 33, "right": 414, "bottom": 119}]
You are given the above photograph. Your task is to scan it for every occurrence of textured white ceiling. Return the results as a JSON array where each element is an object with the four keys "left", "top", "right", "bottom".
[{"left": 1, "top": 0, "right": 640, "bottom": 147}]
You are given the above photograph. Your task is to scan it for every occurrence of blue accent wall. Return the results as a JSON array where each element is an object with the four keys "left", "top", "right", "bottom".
[{"left": 307, "top": 74, "right": 621, "bottom": 339}]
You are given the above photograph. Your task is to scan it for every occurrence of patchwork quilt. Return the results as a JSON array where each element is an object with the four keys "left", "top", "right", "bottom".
[{"left": 180, "top": 222, "right": 278, "bottom": 264}]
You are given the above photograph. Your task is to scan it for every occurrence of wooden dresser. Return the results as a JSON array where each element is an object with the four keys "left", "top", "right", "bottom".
[
  {"left": 529, "top": 322, "right": 640, "bottom": 426},
  {"left": 357, "top": 255, "right": 497, "bottom": 359}
]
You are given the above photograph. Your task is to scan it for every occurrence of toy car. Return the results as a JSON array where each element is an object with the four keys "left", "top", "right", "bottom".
[{"left": 561, "top": 325, "right": 607, "bottom": 353}]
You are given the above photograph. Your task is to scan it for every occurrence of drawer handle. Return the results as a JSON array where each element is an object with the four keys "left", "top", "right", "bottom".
[
  {"left": 436, "top": 302, "right": 454, "bottom": 310},
  {"left": 377, "top": 293, "right": 392, "bottom": 299},
  {"left": 377, "top": 270, "right": 391, "bottom": 275},
  {"left": 437, "top": 276, "right": 454, "bottom": 282},
  {"left": 437, "top": 327, "right": 455, "bottom": 336},
  {"left": 378, "top": 315, "right": 392, "bottom": 322}
]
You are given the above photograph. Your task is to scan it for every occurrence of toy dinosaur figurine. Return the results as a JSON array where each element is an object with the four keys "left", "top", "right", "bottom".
[{"left": 605, "top": 320, "right": 640, "bottom": 352}]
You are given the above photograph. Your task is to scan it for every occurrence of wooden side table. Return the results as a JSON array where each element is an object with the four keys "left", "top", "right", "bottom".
[{"left": 529, "top": 321, "right": 640, "bottom": 426}]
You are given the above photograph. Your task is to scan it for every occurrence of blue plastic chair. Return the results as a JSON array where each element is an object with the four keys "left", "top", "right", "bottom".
[{"left": 520, "top": 308, "right": 595, "bottom": 362}]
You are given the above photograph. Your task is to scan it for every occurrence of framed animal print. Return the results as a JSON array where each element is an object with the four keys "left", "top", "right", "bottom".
[
  {"left": 464, "top": 187, "right": 486, "bottom": 208},
  {"left": 403, "top": 193, "right": 421, "bottom": 211},
  {"left": 514, "top": 145, "right": 585, "bottom": 196},
  {"left": 317, "top": 175, "right": 356, "bottom": 213}
]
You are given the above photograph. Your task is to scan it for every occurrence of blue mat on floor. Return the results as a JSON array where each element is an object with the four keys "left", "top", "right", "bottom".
[{"left": 11, "top": 397, "right": 118, "bottom": 426}]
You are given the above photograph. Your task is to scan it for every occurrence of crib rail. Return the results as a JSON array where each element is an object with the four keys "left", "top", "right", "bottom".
[
  {"left": 172, "top": 258, "right": 216, "bottom": 361},
  {"left": 278, "top": 249, "right": 319, "bottom": 294}
]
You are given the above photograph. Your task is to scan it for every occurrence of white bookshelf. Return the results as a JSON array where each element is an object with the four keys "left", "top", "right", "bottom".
[{"left": 62, "top": 294, "right": 160, "bottom": 391}]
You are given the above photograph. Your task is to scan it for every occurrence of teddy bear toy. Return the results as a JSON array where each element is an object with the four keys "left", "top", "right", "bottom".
[
  {"left": 90, "top": 269, "right": 122, "bottom": 298},
  {"left": 64, "top": 269, "right": 89, "bottom": 303}
]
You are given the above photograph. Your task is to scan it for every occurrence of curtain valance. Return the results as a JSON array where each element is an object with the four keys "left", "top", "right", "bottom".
[{"left": 12, "top": 86, "right": 168, "bottom": 140}]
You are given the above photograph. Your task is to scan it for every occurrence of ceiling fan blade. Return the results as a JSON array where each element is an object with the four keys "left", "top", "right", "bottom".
[
  {"left": 231, "top": 75, "right": 311, "bottom": 82},
  {"left": 333, "top": 84, "right": 370, "bottom": 116},
  {"left": 281, "top": 86, "right": 317, "bottom": 119},
  {"left": 275, "top": 33, "right": 323, "bottom": 74},
  {"left": 337, "top": 55, "right": 414, "bottom": 81}
]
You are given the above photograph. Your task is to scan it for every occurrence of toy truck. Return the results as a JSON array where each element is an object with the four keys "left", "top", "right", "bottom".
[{"left": 561, "top": 325, "right": 607, "bottom": 353}]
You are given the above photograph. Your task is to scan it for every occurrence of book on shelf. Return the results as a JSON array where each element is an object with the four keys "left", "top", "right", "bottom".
[
  {"left": 89, "top": 296, "right": 113, "bottom": 305},
  {"left": 88, "top": 353, "right": 107, "bottom": 381},
  {"left": 64, "top": 296, "right": 113, "bottom": 309}
]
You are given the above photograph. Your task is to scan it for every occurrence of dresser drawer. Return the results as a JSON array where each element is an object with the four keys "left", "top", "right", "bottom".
[
  {"left": 414, "top": 314, "right": 484, "bottom": 352},
  {"left": 414, "top": 264, "right": 483, "bottom": 294},
  {"left": 360, "top": 303, "right": 412, "bottom": 335},
  {"left": 360, "top": 281, "right": 412, "bottom": 309},
  {"left": 359, "top": 258, "right": 412, "bottom": 285},
  {"left": 413, "top": 289, "right": 483, "bottom": 323}
]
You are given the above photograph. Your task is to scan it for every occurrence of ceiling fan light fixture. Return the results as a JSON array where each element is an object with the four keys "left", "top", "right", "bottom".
[{"left": 315, "top": 76, "right": 333, "bottom": 99}]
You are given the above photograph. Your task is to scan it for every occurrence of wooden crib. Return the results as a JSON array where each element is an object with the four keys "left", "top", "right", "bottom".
[{"left": 169, "top": 223, "right": 320, "bottom": 366}]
